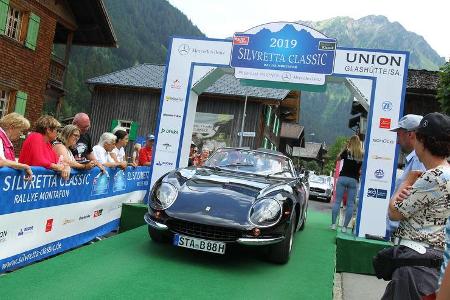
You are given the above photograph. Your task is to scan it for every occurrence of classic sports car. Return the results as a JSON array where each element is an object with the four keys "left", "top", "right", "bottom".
[
  {"left": 144, "top": 148, "right": 309, "bottom": 264},
  {"left": 309, "top": 174, "right": 333, "bottom": 202}
]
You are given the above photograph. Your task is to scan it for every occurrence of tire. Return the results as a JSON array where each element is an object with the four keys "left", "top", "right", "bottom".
[
  {"left": 299, "top": 203, "right": 307, "bottom": 231},
  {"left": 148, "top": 225, "right": 172, "bottom": 243},
  {"left": 266, "top": 210, "right": 297, "bottom": 264}
]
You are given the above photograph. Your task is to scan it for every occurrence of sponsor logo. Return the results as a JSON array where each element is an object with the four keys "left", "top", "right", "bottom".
[
  {"left": 79, "top": 214, "right": 91, "bottom": 221},
  {"left": 162, "top": 113, "right": 182, "bottom": 118},
  {"left": 372, "top": 137, "right": 395, "bottom": 144},
  {"left": 281, "top": 72, "right": 291, "bottom": 81},
  {"left": 374, "top": 169, "right": 385, "bottom": 179},
  {"left": 371, "top": 155, "right": 392, "bottom": 161},
  {"left": 178, "top": 44, "right": 190, "bottom": 55},
  {"left": 45, "top": 219, "right": 53, "bottom": 232},
  {"left": 382, "top": 101, "right": 393, "bottom": 111},
  {"left": 170, "top": 79, "right": 182, "bottom": 89},
  {"left": 205, "top": 206, "right": 211, "bottom": 212},
  {"left": 155, "top": 161, "right": 174, "bottom": 167},
  {"left": 233, "top": 35, "right": 249, "bottom": 45},
  {"left": 367, "top": 188, "right": 388, "bottom": 199},
  {"left": 164, "top": 95, "right": 184, "bottom": 102},
  {"left": 161, "top": 128, "right": 179, "bottom": 135},
  {"left": 18, "top": 226, "right": 34, "bottom": 236},
  {"left": 93, "top": 209, "right": 103, "bottom": 218},
  {"left": 379, "top": 118, "right": 391, "bottom": 129},
  {"left": 62, "top": 219, "right": 75, "bottom": 225},
  {"left": 0, "top": 230, "right": 7, "bottom": 243},
  {"left": 162, "top": 143, "right": 172, "bottom": 150}
]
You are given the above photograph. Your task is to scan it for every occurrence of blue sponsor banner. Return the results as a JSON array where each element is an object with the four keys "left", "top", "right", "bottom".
[
  {"left": 0, "top": 166, "right": 151, "bottom": 273},
  {"left": 0, "top": 166, "right": 151, "bottom": 215},
  {"left": 230, "top": 23, "right": 336, "bottom": 75}
]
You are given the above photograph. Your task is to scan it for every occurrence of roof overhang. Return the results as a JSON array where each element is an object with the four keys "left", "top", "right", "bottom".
[{"left": 54, "top": 0, "right": 117, "bottom": 47}]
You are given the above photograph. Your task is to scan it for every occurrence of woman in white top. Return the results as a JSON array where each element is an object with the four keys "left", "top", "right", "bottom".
[
  {"left": 93, "top": 132, "right": 124, "bottom": 169},
  {"left": 53, "top": 125, "right": 94, "bottom": 171},
  {"left": 111, "top": 129, "right": 129, "bottom": 168}
]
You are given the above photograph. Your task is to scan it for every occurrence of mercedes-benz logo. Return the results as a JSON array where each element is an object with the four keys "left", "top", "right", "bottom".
[
  {"left": 281, "top": 72, "right": 291, "bottom": 81},
  {"left": 178, "top": 44, "right": 190, "bottom": 55}
]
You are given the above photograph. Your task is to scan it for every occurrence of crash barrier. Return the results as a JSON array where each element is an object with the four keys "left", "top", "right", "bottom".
[{"left": 0, "top": 166, "right": 151, "bottom": 273}]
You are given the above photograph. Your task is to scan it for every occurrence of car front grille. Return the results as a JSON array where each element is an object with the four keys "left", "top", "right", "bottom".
[
  {"left": 310, "top": 187, "right": 325, "bottom": 193},
  {"left": 168, "top": 219, "right": 240, "bottom": 242}
]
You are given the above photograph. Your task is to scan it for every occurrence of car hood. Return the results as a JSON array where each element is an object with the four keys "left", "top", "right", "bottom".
[
  {"left": 309, "top": 181, "right": 329, "bottom": 189},
  {"left": 165, "top": 167, "right": 285, "bottom": 228}
]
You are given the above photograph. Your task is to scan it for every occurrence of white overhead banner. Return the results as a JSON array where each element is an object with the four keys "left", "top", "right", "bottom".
[{"left": 150, "top": 23, "right": 409, "bottom": 238}]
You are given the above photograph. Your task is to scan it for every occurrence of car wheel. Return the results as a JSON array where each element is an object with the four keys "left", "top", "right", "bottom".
[
  {"left": 266, "top": 210, "right": 297, "bottom": 264},
  {"left": 148, "top": 226, "right": 172, "bottom": 243},
  {"left": 299, "top": 203, "right": 307, "bottom": 231}
]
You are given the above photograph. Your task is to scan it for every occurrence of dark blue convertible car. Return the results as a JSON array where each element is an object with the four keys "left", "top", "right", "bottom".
[{"left": 144, "top": 148, "right": 309, "bottom": 264}]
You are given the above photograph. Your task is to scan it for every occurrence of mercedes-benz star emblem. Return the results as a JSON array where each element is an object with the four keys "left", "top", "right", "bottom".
[{"left": 178, "top": 44, "right": 190, "bottom": 55}]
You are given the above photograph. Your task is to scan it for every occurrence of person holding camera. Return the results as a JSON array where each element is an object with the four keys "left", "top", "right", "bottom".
[{"left": 330, "top": 135, "right": 364, "bottom": 233}]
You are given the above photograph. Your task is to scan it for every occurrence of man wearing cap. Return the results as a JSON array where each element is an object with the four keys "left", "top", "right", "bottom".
[
  {"left": 138, "top": 134, "right": 154, "bottom": 166},
  {"left": 382, "top": 112, "right": 450, "bottom": 299},
  {"left": 387, "top": 114, "right": 426, "bottom": 236}
]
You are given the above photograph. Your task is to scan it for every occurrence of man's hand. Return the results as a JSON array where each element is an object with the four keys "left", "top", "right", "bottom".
[{"left": 393, "top": 186, "right": 412, "bottom": 204}]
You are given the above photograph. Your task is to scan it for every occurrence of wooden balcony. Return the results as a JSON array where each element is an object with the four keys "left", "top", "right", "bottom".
[{"left": 48, "top": 56, "right": 66, "bottom": 90}]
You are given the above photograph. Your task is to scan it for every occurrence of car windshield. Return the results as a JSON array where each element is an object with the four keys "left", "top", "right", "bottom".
[
  {"left": 309, "top": 175, "right": 325, "bottom": 184},
  {"left": 205, "top": 148, "right": 293, "bottom": 177}
]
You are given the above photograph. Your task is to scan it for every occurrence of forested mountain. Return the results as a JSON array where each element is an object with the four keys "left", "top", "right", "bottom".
[
  {"left": 60, "top": 3, "right": 445, "bottom": 146},
  {"left": 299, "top": 16, "right": 445, "bottom": 145},
  {"left": 59, "top": 0, "right": 204, "bottom": 117}
]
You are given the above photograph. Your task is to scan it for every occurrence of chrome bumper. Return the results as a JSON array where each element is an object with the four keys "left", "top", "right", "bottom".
[
  {"left": 144, "top": 213, "right": 168, "bottom": 231},
  {"left": 236, "top": 236, "right": 285, "bottom": 246}
]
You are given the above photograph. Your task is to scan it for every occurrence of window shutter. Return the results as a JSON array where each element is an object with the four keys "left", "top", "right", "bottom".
[
  {"left": 25, "top": 12, "right": 40, "bottom": 50},
  {"left": 129, "top": 121, "right": 139, "bottom": 141},
  {"left": 15, "top": 91, "right": 27, "bottom": 115},
  {"left": 110, "top": 119, "right": 119, "bottom": 131},
  {"left": 0, "top": 0, "right": 9, "bottom": 36}
]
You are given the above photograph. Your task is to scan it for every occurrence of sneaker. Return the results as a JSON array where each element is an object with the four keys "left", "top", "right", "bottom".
[
  {"left": 330, "top": 224, "right": 336, "bottom": 230},
  {"left": 341, "top": 227, "right": 347, "bottom": 233}
]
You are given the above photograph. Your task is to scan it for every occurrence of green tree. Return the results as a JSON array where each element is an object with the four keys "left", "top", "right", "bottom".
[
  {"left": 324, "top": 136, "right": 348, "bottom": 175},
  {"left": 437, "top": 62, "right": 450, "bottom": 115}
]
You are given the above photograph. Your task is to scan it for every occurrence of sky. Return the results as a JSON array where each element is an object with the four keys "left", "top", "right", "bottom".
[{"left": 167, "top": 0, "right": 449, "bottom": 61}]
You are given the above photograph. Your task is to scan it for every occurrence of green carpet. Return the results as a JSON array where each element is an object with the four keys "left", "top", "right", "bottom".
[
  {"left": 0, "top": 211, "right": 335, "bottom": 300},
  {"left": 336, "top": 230, "right": 391, "bottom": 275}
]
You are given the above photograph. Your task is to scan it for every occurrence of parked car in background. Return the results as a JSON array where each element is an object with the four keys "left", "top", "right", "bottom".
[
  {"left": 145, "top": 148, "right": 309, "bottom": 264},
  {"left": 308, "top": 174, "right": 333, "bottom": 202}
]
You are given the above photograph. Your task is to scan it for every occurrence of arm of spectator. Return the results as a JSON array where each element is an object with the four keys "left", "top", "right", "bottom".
[
  {"left": 0, "top": 158, "right": 33, "bottom": 180},
  {"left": 437, "top": 263, "right": 450, "bottom": 300},
  {"left": 50, "top": 163, "right": 70, "bottom": 180},
  {"left": 389, "top": 171, "right": 430, "bottom": 221}
]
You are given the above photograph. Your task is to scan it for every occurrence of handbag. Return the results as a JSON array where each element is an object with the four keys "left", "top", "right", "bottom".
[{"left": 373, "top": 246, "right": 442, "bottom": 281}]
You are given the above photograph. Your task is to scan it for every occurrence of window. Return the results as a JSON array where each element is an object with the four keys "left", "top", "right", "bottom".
[
  {"left": 5, "top": 5, "right": 21, "bottom": 41},
  {"left": 118, "top": 120, "right": 132, "bottom": 133},
  {"left": 0, "top": 89, "right": 9, "bottom": 117},
  {"left": 111, "top": 119, "right": 139, "bottom": 141}
]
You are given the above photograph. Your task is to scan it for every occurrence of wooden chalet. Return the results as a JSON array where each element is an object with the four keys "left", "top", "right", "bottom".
[
  {"left": 86, "top": 64, "right": 302, "bottom": 155},
  {"left": 0, "top": 0, "right": 117, "bottom": 126}
]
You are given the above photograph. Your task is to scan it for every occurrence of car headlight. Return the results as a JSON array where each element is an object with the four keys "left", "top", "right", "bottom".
[
  {"left": 151, "top": 182, "right": 178, "bottom": 210},
  {"left": 249, "top": 198, "right": 282, "bottom": 227}
]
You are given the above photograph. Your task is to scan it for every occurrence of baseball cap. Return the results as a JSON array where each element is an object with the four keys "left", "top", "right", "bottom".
[
  {"left": 390, "top": 114, "right": 423, "bottom": 132},
  {"left": 413, "top": 112, "right": 450, "bottom": 141},
  {"left": 146, "top": 134, "right": 155, "bottom": 140}
]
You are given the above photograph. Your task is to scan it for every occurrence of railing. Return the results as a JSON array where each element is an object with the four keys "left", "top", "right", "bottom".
[{"left": 49, "top": 56, "right": 66, "bottom": 88}]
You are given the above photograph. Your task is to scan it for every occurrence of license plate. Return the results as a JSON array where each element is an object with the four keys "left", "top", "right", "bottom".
[{"left": 173, "top": 234, "right": 226, "bottom": 254}]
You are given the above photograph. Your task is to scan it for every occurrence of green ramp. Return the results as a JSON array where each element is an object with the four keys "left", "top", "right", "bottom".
[{"left": 0, "top": 211, "right": 335, "bottom": 300}]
